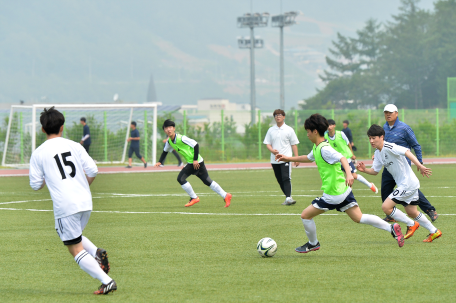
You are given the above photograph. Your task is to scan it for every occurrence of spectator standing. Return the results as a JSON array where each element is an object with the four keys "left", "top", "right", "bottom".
[
  {"left": 80, "top": 117, "right": 91, "bottom": 154},
  {"left": 126, "top": 121, "right": 147, "bottom": 168},
  {"left": 342, "top": 120, "right": 356, "bottom": 151},
  {"left": 381, "top": 104, "right": 438, "bottom": 222},
  {"left": 263, "top": 109, "right": 300, "bottom": 206}
]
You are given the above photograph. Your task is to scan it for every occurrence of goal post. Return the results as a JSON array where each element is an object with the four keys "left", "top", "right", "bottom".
[{"left": 2, "top": 103, "right": 158, "bottom": 167}]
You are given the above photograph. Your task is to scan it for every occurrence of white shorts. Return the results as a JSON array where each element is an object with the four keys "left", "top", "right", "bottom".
[
  {"left": 388, "top": 188, "right": 419, "bottom": 204},
  {"left": 55, "top": 211, "right": 91, "bottom": 245}
]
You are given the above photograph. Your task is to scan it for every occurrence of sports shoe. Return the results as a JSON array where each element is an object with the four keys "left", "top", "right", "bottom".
[
  {"left": 94, "top": 280, "right": 117, "bottom": 295},
  {"left": 125, "top": 166, "right": 132, "bottom": 168},
  {"left": 391, "top": 223, "right": 404, "bottom": 247},
  {"left": 423, "top": 229, "right": 442, "bottom": 242},
  {"left": 281, "top": 197, "right": 296, "bottom": 205},
  {"left": 404, "top": 221, "right": 420, "bottom": 239},
  {"left": 178, "top": 162, "right": 183, "bottom": 167},
  {"left": 425, "top": 209, "right": 438, "bottom": 222},
  {"left": 370, "top": 183, "right": 378, "bottom": 194},
  {"left": 144, "top": 162, "right": 147, "bottom": 168},
  {"left": 383, "top": 216, "right": 396, "bottom": 223},
  {"left": 159, "top": 164, "right": 164, "bottom": 167},
  {"left": 224, "top": 193, "right": 232, "bottom": 208},
  {"left": 95, "top": 248, "right": 110, "bottom": 274},
  {"left": 185, "top": 197, "right": 200, "bottom": 207},
  {"left": 295, "top": 241, "right": 320, "bottom": 253}
]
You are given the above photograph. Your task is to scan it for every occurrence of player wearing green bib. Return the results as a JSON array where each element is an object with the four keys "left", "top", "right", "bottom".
[
  {"left": 324, "top": 119, "right": 378, "bottom": 193},
  {"left": 155, "top": 119, "right": 232, "bottom": 207},
  {"left": 276, "top": 114, "right": 404, "bottom": 253}
]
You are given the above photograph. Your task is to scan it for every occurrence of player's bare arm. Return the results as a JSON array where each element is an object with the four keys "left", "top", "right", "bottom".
[
  {"left": 405, "top": 150, "right": 432, "bottom": 178},
  {"left": 275, "top": 154, "right": 311, "bottom": 163},
  {"left": 266, "top": 144, "right": 279, "bottom": 155},
  {"left": 291, "top": 145, "right": 300, "bottom": 167},
  {"left": 340, "top": 157, "right": 354, "bottom": 187},
  {"left": 86, "top": 176, "right": 96, "bottom": 185},
  {"left": 356, "top": 162, "right": 378, "bottom": 175}
]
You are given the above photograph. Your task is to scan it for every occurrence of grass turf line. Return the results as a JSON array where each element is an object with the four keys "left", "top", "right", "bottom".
[{"left": 0, "top": 165, "right": 454, "bottom": 302}]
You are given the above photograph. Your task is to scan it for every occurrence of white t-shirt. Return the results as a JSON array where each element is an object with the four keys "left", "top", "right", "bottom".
[
  {"left": 263, "top": 123, "right": 299, "bottom": 164},
  {"left": 326, "top": 131, "right": 352, "bottom": 163},
  {"left": 29, "top": 137, "right": 98, "bottom": 219},
  {"left": 372, "top": 141, "right": 419, "bottom": 191}
]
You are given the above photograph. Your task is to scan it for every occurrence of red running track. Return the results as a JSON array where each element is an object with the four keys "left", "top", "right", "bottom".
[{"left": 1, "top": 158, "right": 456, "bottom": 177}]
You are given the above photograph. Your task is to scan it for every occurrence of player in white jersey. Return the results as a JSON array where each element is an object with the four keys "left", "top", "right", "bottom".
[
  {"left": 29, "top": 107, "right": 117, "bottom": 294},
  {"left": 357, "top": 124, "right": 442, "bottom": 243}
]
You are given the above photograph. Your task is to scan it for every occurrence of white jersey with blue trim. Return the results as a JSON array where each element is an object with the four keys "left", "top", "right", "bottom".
[{"left": 372, "top": 141, "right": 419, "bottom": 191}]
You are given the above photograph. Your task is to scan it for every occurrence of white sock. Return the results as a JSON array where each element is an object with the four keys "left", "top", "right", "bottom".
[
  {"left": 181, "top": 182, "right": 197, "bottom": 199},
  {"left": 209, "top": 181, "right": 227, "bottom": 198},
  {"left": 302, "top": 219, "right": 318, "bottom": 245},
  {"left": 359, "top": 214, "right": 391, "bottom": 232},
  {"left": 81, "top": 236, "right": 97, "bottom": 257},
  {"left": 389, "top": 207, "right": 415, "bottom": 226},
  {"left": 74, "top": 250, "right": 112, "bottom": 284},
  {"left": 356, "top": 175, "right": 372, "bottom": 188},
  {"left": 415, "top": 212, "right": 438, "bottom": 233}
]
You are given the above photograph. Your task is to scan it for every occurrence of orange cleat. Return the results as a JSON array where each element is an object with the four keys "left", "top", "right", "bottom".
[
  {"left": 404, "top": 221, "right": 420, "bottom": 239},
  {"left": 224, "top": 193, "right": 232, "bottom": 208},
  {"left": 423, "top": 229, "right": 442, "bottom": 242},
  {"left": 185, "top": 197, "right": 200, "bottom": 207},
  {"left": 370, "top": 183, "right": 378, "bottom": 194}
]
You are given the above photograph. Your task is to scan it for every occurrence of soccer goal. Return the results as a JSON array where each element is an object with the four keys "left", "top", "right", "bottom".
[{"left": 2, "top": 103, "right": 158, "bottom": 167}]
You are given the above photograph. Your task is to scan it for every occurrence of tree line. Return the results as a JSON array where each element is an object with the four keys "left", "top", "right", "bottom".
[{"left": 303, "top": 0, "right": 456, "bottom": 110}]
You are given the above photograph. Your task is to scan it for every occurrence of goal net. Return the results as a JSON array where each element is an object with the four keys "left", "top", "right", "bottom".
[{"left": 2, "top": 104, "right": 158, "bottom": 167}]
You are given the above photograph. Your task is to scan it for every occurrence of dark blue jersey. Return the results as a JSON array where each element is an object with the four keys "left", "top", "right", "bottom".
[
  {"left": 83, "top": 125, "right": 91, "bottom": 145},
  {"left": 130, "top": 129, "right": 140, "bottom": 148}
]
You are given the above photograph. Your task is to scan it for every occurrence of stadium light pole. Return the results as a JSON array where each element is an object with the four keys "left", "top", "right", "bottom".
[
  {"left": 237, "top": 12, "right": 269, "bottom": 125},
  {"left": 271, "top": 11, "right": 298, "bottom": 110}
]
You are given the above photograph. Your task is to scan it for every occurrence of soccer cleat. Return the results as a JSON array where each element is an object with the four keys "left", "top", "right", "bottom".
[
  {"left": 281, "top": 197, "right": 296, "bottom": 206},
  {"left": 185, "top": 197, "right": 200, "bottom": 207},
  {"left": 94, "top": 280, "right": 117, "bottom": 295},
  {"left": 391, "top": 223, "right": 404, "bottom": 247},
  {"left": 178, "top": 162, "right": 183, "bottom": 167},
  {"left": 224, "top": 193, "right": 232, "bottom": 208},
  {"left": 370, "top": 183, "right": 378, "bottom": 194},
  {"left": 125, "top": 166, "right": 132, "bottom": 168},
  {"left": 95, "top": 248, "right": 110, "bottom": 274},
  {"left": 144, "top": 162, "right": 147, "bottom": 168},
  {"left": 423, "top": 229, "right": 442, "bottom": 242},
  {"left": 404, "top": 221, "right": 420, "bottom": 239},
  {"left": 425, "top": 210, "right": 438, "bottom": 222},
  {"left": 295, "top": 242, "right": 320, "bottom": 253},
  {"left": 383, "top": 216, "right": 396, "bottom": 223}
]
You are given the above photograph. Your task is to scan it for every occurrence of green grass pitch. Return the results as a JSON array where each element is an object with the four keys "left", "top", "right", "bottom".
[{"left": 0, "top": 165, "right": 454, "bottom": 302}]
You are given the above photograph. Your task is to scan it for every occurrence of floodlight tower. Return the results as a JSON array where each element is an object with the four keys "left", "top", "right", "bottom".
[
  {"left": 237, "top": 12, "right": 269, "bottom": 125},
  {"left": 271, "top": 11, "right": 298, "bottom": 110}
]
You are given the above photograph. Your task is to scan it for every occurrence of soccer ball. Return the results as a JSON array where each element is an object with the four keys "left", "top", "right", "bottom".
[{"left": 257, "top": 237, "right": 277, "bottom": 257}]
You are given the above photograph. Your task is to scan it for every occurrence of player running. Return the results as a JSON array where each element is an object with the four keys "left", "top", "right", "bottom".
[
  {"left": 357, "top": 124, "right": 442, "bottom": 243},
  {"left": 276, "top": 114, "right": 404, "bottom": 253},
  {"left": 155, "top": 119, "right": 232, "bottom": 207},
  {"left": 325, "top": 119, "right": 378, "bottom": 193},
  {"left": 29, "top": 107, "right": 117, "bottom": 295}
]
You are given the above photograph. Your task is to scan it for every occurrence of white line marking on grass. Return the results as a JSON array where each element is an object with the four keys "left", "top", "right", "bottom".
[{"left": 0, "top": 199, "right": 52, "bottom": 205}]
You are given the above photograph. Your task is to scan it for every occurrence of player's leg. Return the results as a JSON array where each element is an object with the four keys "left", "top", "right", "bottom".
[
  {"left": 417, "top": 190, "right": 438, "bottom": 222},
  {"left": 196, "top": 162, "right": 231, "bottom": 207},
  {"left": 279, "top": 163, "right": 295, "bottom": 205},
  {"left": 352, "top": 167, "right": 378, "bottom": 193},
  {"left": 172, "top": 150, "right": 183, "bottom": 166},
  {"left": 381, "top": 169, "right": 397, "bottom": 221},
  {"left": 271, "top": 164, "right": 286, "bottom": 196},
  {"left": 295, "top": 203, "right": 325, "bottom": 253},
  {"left": 134, "top": 147, "right": 147, "bottom": 167},
  {"left": 404, "top": 204, "right": 441, "bottom": 242},
  {"left": 127, "top": 147, "right": 133, "bottom": 168},
  {"left": 177, "top": 165, "right": 199, "bottom": 206}
]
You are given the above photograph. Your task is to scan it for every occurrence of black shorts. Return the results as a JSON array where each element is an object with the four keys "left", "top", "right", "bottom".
[
  {"left": 177, "top": 161, "right": 212, "bottom": 186},
  {"left": 392, "top": 198, "right": 420, "bottom": 207},
  {"left": 128, "top": 146, "right": 142, "bottom": 159},
  {"left": 341, "top": 161, "right": 356, "bottom": 173}
]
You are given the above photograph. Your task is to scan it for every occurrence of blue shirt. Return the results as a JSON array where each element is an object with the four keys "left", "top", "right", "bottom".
[
  {"left": 83, "top": 125, "right": 91, "bottom": 145},
  {"left": 383, "top": 118, "right": 422, "bottom": 164},
  {"left": 130, "top": 129, "right": 140, "bottom": 148}
]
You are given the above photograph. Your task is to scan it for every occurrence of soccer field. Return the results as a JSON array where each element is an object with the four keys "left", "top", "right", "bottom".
[{"left": 0, "top": 165, "right": 454, "bottom": 302}]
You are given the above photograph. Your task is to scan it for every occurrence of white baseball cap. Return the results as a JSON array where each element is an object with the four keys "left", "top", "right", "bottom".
[{"left": 383, "top": 104, "right": 398, "bottom": 112}]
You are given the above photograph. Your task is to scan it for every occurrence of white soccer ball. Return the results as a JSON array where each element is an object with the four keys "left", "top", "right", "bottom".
[{"left": 257, "top": 237, "right": 277, "bottom": 257}]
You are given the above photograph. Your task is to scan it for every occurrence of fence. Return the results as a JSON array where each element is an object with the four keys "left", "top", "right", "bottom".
[{"left": 1, "top": 108, "right": 454, "bottom": 165}]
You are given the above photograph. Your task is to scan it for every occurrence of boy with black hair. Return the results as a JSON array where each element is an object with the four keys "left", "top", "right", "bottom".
[
  {"left": 29, "top": 107, "right": 117, "bottom": 295},
  {"left": 80, "top": 117, "right": 91, "bottom": 154},
  {"left": 154, "top": 119, "right": 232, "bottom": 207},
  {"left": 325, "top": 119, "right": 378, "bottom": 193},
  {"left": 276, "top": 114, "right": 404, "bottom": 253},
  {"left": 126, "top": 121, "right": 147, "bottom": 168},
  {"left": 357, "top": 124, "right": 442, "bottom": 242}
]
